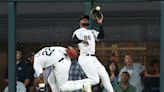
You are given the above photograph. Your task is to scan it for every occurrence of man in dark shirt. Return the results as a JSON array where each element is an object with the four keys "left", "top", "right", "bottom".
[
  {"left": 5, "top": 50, "right": 30, "bottom": 91},
  {"left": 114, "top": 71, "right": 136, "bottom": 92}
]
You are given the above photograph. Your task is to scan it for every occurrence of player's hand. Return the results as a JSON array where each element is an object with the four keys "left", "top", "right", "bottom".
[
  {"left": 82, "top": 40, "right": 89, "bottom": 45},
  {"left": 24, "top": 79, "right": 30, "bottom": 86},
  {"left": 34, "top": 73, "right": 45, "bottom": 86},
  {"left": 96, "top": 17, "right": 103, "bottom": 24},
  {"left": 38, "top": 73, "right": 45, "bottom": 84}
]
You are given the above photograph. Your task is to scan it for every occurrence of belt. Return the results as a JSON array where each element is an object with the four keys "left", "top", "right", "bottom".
[
  {"left": 59, "top": 58, "right": 64, "bottom": 62},
  {"left": 86, "top": 54, "right": 95, "bottom": 56}
]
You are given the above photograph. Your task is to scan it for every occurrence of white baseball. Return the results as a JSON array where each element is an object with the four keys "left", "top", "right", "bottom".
[{"left": 96, "top": 6, "right": 101, "bottom": 11}]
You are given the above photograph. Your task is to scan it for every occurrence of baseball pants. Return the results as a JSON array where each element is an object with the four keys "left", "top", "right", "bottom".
[
  {"left": 78, "top": 55, "right": 114, "bottom": 92},
  {"left": 48, "top": 58, "right": 91, "bottom": 92}
]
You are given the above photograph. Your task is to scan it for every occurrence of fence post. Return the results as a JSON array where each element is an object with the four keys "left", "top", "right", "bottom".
[
  {"left": 85, "top": 0, "right": 93, "bottom": 29},
  {"left": 160, "top": 1, "right": 164, "bottom": 92},
  {"left": 8, "top": 1, "right": 16, "bottom": 92}
]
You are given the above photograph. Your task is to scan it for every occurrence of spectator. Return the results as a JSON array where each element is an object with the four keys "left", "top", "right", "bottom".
[
  {"left": 110, "top": 51, "right": 122, "bottom": 69},
  {"left": 114, "top": 71, "right": 136, "bottom": 92},
  {"left": 107, "top": 61, "right": 119, "bottom": 87},
  {"left": 118, "top": 54, "right": 145, "bottom": 92},
  {"left": 142, "top": 58, "right": 160, "bottom": 92},
  {"left": 103, "top": 61, "right": 119, "bottom": 92},
  {"left": 16, "top": 50, "right": 30, "bottom": 86},
  {"left": 4, "top": 50, "right": 29, "bottom": 91},
  {"left": 146, "top": 58, "right": 160, "bottom": 77},
  {"left": 25, "top": 52, "right": 35, "bottom": 92},
  {"left": 110, "top": 51, "right": 119, "bottom": 63}
]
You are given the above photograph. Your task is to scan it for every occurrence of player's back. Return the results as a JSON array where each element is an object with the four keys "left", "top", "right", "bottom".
[{"left": 34, "top": 46, "right": 67, "bottom": 68}]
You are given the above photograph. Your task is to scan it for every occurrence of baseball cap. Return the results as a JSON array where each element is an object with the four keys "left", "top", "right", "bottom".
[{"left": 80, "top": 15, "right": 89, "bottom": 21}]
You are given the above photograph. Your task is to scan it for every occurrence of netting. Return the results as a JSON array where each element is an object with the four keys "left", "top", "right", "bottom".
[{"left": 0, "top": 0, "right": 160, "bottom": 92}]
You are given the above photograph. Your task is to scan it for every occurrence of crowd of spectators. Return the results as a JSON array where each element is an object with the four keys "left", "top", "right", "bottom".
[{"left": 3, "top": 50, "right": 160, "bottom": 92}]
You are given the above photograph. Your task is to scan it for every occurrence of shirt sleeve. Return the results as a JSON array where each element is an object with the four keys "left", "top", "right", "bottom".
[
  {"left": 33, "top": 60, "right": 43, "bottom": 77},
  {"left": 56, "top": 47, "right": 67, "bottom": 54},
  {"left": 98, "top": 25, "right": 104, "bottom": 38},
  {"left": 91, "top": 29, "right": 99, "bottom": 40},
  {"left": 137, "top": 63, "right": 145, "bottom": 73},
  {"left": 72, "top": 34, "right": 83, "bottom": 44},
  {"left": 73, "top": 30, "right": 83, "bottom": 40},
  {"left": 72, "top": 30, "right": 84, "bottom": 44},
  {"left": 118, "top": 68, "right": 124, "bottom": 82}
]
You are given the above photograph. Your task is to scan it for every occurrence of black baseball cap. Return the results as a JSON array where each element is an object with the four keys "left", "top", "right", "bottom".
[{"left": 80, "top": 15, "right": 89, "bottom": 21}]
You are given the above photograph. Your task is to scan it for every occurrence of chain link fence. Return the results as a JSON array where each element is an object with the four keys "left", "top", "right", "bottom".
[{"left": 0, "top": 0, "right": 160, "bottom": 92}]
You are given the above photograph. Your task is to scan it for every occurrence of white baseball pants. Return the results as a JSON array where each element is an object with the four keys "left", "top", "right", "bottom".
[
  {"left": 48, "top": 58, "right": 91, "bottom": 92},
  {"left": 78, "top": 55, "right": 114, "bottom": 92}
]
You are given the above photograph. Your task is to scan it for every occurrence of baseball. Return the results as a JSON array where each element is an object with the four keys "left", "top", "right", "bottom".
[{"left": 96, "top": 6, "right": 101, "bottom": 11}]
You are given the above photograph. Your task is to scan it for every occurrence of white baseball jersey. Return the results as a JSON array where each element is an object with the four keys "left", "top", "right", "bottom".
[
  {"left": 73, "top": 28, "right": 99, "bottom": 55},
  {"left": 73, "top": 28, "right": 114, "bottom": 92},
  {"left": 33, "top": 46, "right": 67, "bottom": 77},
  {"left": 34, "top": 46, "right": 89, "bottom": 92}
]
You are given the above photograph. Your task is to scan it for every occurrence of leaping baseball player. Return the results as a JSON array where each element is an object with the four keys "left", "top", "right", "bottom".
[
  {"left": 33, "top": 46, "right": 92, "bottom": 92},
  {"left": 72, "top": 15, "right": 114, "bottom": 92}
]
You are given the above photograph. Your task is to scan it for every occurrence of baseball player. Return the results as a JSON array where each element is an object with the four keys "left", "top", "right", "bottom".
[
  {"left": 33, "top": 46, "right": 92, "bottom": 92},
  {"left": 72, "top": 15, "right": 114, "bottom": 92}
]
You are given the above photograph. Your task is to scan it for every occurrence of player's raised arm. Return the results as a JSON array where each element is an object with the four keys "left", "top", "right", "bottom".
[
  {"left": 95, "top": 14, "right": 104, "bottom": 39},
  {"left": 90, "top": 6, "right": 105, "bottom": 39},
  {"left": 97, "top": 24, "right": 104, "bottom": 39}
]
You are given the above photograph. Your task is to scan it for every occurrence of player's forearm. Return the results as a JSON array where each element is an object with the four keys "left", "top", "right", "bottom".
[
  {"left": 72, "top": 35, "right": 83, "bottom": 44},
  {"left": 97, "top": 25, "right": 104, "bottom": 39},
  {"left": 34, "top": 63, "right": 43, "bottom": 77}
]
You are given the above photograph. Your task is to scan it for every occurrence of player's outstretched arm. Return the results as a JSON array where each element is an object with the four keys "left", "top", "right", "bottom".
[
  {"left": 96, "top": 17, "right": 103, "bottom": 24},
  {"left": 97, "top": 25, "right": 104, "bottom": 39}
]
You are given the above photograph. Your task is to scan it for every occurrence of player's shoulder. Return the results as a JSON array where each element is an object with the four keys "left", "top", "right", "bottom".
[
  {"left": 50, "top": 46, "right": 66, "bottom": 50},
  {"left": 90, "top": 29, "right": 97, "bottom": 32},
  {"left": 133, "top": 63, "right": 143, "bottom": 67},
  {"left": 39, "top": 46, "right": 65, "bottom": 51},
  {"left": 74, "top": 28, "right": 85, "bottom": 33}
]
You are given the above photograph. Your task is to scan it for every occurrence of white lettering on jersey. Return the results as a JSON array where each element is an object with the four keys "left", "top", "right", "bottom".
[{"left": 34, "top": 46, "right": 67, "bottom": 77}]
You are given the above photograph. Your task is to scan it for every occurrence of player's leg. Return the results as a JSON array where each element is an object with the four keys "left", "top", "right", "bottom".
[
  {"left": 59, "top": 78, "right": 93, "bottom": 92},
  {"left": 55, "top": 58, "right": 92, "bottom": 91},
  {"left": 93, "top": 57, "right": 114, "bottom": 92},
  {"left": 47, "top": 70, "right": 60, "bottom": 92},
  {"left": 78, "top": 55, "right": 100, "bottom": 85}
]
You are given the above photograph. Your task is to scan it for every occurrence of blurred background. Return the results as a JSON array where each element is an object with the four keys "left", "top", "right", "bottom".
[{"left": 0, "top": 0, "right": 161, "bottom": 92}]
